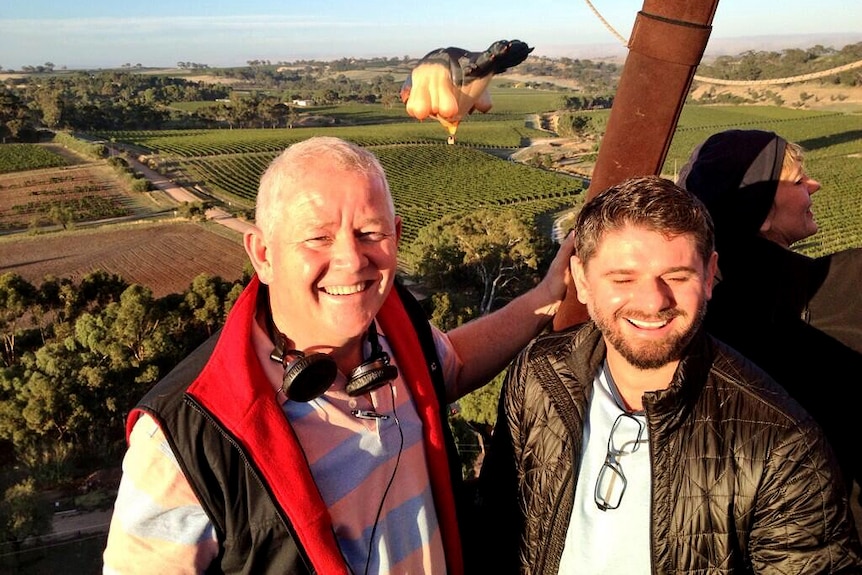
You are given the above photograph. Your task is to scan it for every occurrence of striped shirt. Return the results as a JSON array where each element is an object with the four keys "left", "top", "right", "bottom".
[{"left": 104, "top": 317, "right": 461, "bottom": 575}]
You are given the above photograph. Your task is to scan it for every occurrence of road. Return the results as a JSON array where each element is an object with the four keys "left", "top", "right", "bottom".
[
  {"left": 118, "top": 147, "right": 255, "bottom": 236},
  {"left": 51, "top": 509, "right": 113, "bottom": 540}
]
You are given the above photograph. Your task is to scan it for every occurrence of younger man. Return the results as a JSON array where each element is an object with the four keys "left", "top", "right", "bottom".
[{"left": 479, "top": 175, "right": 861, "bottom": 573}]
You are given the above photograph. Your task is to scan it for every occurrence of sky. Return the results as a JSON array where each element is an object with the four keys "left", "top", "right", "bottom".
[{"left": 1, "top": 0, "right": 860, "bottom": 71}]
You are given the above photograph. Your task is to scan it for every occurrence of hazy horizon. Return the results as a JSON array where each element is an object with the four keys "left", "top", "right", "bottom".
[
  {"left": 1, "top": 1, "right": 860, "bottom": 71},
  {"left": 2, "top": 32, "right": 860, "bottom": 74}
]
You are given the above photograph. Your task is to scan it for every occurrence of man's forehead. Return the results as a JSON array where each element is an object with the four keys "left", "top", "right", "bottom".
[
  {"left": 283, "top": 169, "right": 385, "bottom": 199},
  {"left": 591, "top": 225, "right": 699, "bottom": 260}
]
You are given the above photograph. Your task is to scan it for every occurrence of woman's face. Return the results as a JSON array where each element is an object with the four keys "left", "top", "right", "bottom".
[{"left": 759, "top": 159, "right": 821, "bottom": 247}]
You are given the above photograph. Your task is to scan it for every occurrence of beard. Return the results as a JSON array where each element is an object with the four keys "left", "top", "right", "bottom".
[{"left": 590, "top": 300, "right": 707, "bottom": 370}]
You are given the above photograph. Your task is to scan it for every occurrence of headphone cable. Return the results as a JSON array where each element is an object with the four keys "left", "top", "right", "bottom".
[{"left": 361, "top": 381, "right": 403, "bottom": 575}]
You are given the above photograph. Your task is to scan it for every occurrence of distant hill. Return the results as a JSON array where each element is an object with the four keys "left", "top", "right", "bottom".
[
  {"left": 702, "top": 33, "right": 862, "bottom": 59},
  {"left": 535, "top": 32, "right": 862, "bottom": 63}
]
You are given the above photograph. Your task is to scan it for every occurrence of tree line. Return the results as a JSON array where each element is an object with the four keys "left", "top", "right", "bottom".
[
  {"left": 697, "top": 42, "right": 862, "bottom": 85},
  {"left": 0, "top": 66, "right": 403, "bottom": 140},
  {"left": 4, "top": 43, "right": 859, "bottom": 143},
  {"left": 0, "top": 268, "right": 248, "bottom": 541},
  {"left": 1, "top": 72, "right": 232, "bottom": 140}
]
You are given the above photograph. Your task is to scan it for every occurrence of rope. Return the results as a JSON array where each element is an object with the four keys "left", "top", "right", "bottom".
[
  {"left": 693, "top": 59, "right": 862, "bottom": 86},
  {"left": 583, "top": 0, "right": 628, "bottom": 46},
  {"left": 583, "top": 0, "right": 862, "bottom": 86}
]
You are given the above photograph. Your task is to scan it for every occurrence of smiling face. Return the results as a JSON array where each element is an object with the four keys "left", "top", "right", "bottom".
[
  {"left": 573, "top": 224, "right": 717, "bottom": 372},
  {"left": 759, "top": 160, "right": 821, "bottom": 247},
  {"left": 245, "top": 156, "right": 401, "bottom": 357}
]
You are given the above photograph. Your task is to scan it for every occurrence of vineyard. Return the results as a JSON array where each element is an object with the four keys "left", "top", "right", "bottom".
[
  {"left": 101, "top": 116, "right": 586, "bottom": 245},
  {"left": 175, "top": 144, "right": 586, "bottom": 243},
  {"left": 0, "top": 143, "right": 70, "bottom": 173},
  {"left": 95, "top": 100, "right": 862, "bottom": 257},
  {"left": 0, "top": 163, "right": 144, "bottom": 231}
]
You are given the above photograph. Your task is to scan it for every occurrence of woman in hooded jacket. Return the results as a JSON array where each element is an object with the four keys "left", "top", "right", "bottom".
[{"left": 678, "top": 129, "right": 862, "bottom": 494}]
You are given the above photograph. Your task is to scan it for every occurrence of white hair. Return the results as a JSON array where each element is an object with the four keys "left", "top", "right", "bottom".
[{"left": 254, "top": 136, "right": 393, "bottom": 240}]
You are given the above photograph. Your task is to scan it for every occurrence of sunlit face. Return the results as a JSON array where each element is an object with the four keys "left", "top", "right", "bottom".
[
  {"left": 759, "top": 161, "right": 820, "bottom": 247},
  {"left": 573, "top": 225, "right": 717, "bottom": 371},
  {"left": 246, "top": 160, "right": 401, "bottom": 355}
]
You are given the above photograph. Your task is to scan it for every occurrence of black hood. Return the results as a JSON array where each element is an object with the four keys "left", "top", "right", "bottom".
[{"left": 677, "top": 130, "right": 787, "bottom": 246}]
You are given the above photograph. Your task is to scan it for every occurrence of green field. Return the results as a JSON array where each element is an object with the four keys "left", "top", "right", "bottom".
[
  {"left": 91, "top": 102, "right": 862, "bottom": 257},
  {"left": 0, "top": 144, "right": 70, "bottom": 174}
]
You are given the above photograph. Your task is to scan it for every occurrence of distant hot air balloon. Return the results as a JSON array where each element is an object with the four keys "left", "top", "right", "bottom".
[{"left": 400, "top": 39, "right": 533, "bottom": 143}]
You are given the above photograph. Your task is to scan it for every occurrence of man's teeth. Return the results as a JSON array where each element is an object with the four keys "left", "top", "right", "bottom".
[
  {"left": 323, "top": 283, "right": 366, "bottom": 295},
  {"left": 627, "top": 318, "right": 668, "bottom": 329}
]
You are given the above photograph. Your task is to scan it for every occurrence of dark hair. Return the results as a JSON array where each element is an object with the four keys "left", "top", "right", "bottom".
[{"left": 573, "top": 175, "right": 715, "bottom": 265}]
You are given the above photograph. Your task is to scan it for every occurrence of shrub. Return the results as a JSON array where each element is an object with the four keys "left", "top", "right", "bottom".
[{"left": 130, "top": 178, "right": 150, "bottom": 192}]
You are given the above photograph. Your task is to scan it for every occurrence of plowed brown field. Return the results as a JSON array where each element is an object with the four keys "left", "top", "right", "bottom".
[{"left": 0, "top": 221, "right": 249, "bottom": 297}]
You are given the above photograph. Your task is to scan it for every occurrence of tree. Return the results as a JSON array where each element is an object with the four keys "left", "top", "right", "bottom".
[
  {"left": 0, "top": 478, "right": 52, "bottom": 544},
  {"left": 457, "top": 372, "right": 504, "bottom": 427},
  {"left": 103, "top": 284, "right": 169, "bottom": 365},
  {"left": 404, "top": 209, "right": 559, "bottom": 458},
  {"left": 0, "top": 274, "right": 37, "bottom": 367},
  {"left": 48, "top": 205, "right": 74, "bottom": 230},
  {"left": 184, "top": 274, "right": 227, "bottom": 336},
  {"left": 0, "top": 87, "right": 32, "bottom": 142},
  {"left": 429, "top": 292, "right": 475, "bottom": 332},
  {"left": 405, "top": 208, "right": 554, "bottom": 317},
  {"left": 450, "top": 371, "right": 504, "bottom": 477},
  {"left": 176, "top": 201, "right": 209, "bottom": 220},
  {"left": 32, "top": 84, "right": 65, "bottom": 128}
]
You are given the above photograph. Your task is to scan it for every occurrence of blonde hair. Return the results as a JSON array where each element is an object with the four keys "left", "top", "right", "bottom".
[{"left": 781, "top": 141, "right": 805, "bottom": 179}]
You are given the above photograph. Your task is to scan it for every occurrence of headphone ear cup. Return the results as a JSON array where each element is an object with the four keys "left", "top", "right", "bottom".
[
  {"left": 282, "top": 352, "right": 338, "bottom": 402},
  {"left": 345, "top": 357, "right": 399, "bottom": 397}
]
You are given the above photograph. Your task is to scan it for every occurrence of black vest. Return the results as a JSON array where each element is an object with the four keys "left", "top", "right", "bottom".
[{"left": 134, "top": 281, "right": 464, "bottom": 574}]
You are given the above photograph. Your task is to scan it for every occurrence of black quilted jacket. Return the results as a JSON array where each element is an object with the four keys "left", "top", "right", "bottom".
[{"left": 477, "top": 323, "right": 862, "bottom": 574}]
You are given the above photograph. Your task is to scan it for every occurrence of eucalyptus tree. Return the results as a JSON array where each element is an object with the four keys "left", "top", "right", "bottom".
[
  {"left": 405, "top": 207, "right": 554, "bottom": 318},
  {"left": 0, "top": 274, "right": 37, "bottom": 368}
]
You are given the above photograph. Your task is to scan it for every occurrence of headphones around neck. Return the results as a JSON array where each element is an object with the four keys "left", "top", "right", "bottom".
[{"left": 268, "top": 319, "right": 399, "bottom": 402}]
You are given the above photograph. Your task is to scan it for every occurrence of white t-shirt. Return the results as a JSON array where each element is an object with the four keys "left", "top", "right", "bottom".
[{"left": 558, "top": 362, "right": 652, "bottom": 573}]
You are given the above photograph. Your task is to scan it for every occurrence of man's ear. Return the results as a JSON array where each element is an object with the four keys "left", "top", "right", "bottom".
[
  {"left": 572, "top": 256, "right": 590, "bottom": 305},
  {"left": 394, "top": 215, "right": 403, "bottom": 244},
  {"left": 704, "top": 251, "right": 719, "bottom": 299},
  {"left": 244, "top": 226, "right": 273, "bottom": 284}
]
